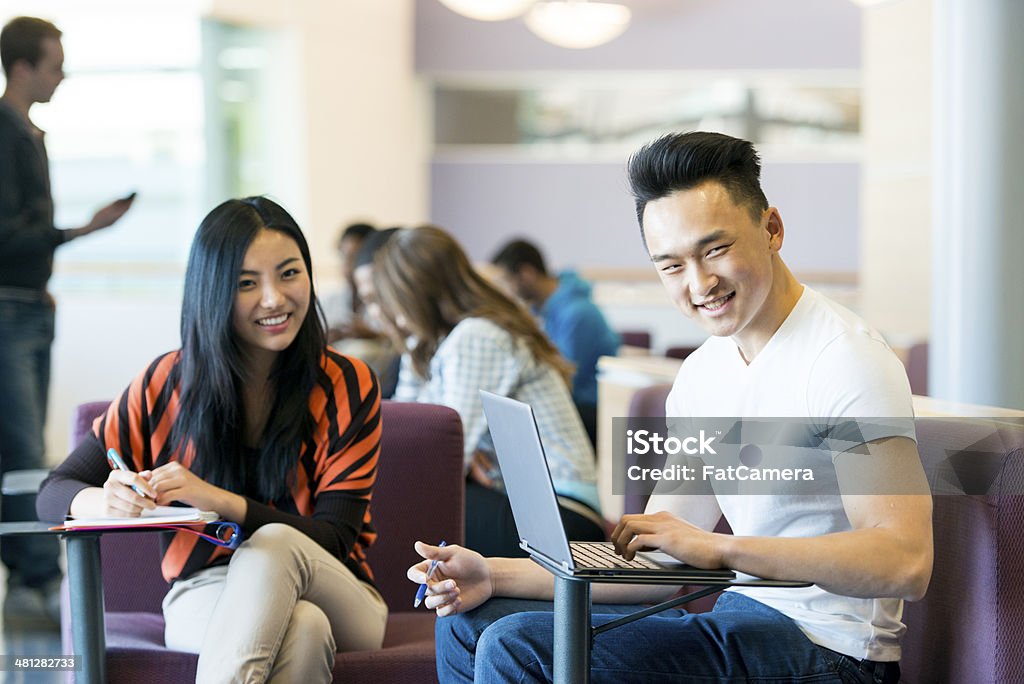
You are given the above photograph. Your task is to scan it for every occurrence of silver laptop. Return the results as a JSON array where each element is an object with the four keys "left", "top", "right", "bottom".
[{"left": 480, "top": 391, "right": 735, "bottom": 582}]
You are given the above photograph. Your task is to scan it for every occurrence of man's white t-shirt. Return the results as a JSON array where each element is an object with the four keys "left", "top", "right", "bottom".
[{"left": 654, "top": 285, "right": 915, "bottom": 661}]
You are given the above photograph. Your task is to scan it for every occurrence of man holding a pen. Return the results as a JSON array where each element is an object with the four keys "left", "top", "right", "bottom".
[
  {"left": 408, "top": 132, "right": 931, "bottom": 684},
  {"left": 0, "top": 15, "right": 135, "bottom": 625}
]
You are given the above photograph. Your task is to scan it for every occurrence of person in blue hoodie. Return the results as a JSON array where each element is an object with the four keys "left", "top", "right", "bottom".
[{"left": 492, "top": 239, "right": 620, "bottom": 444}]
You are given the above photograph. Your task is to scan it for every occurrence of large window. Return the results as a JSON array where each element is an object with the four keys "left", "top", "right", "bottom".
[
  {"left": 434, "top": 73, "right": 860, "bottom": 157},
  {"left": 0, "top": 3, "right": 207, "bottom": 290},
  {"left": 1, "top": 2, "right": 298, "bottom": 292}
]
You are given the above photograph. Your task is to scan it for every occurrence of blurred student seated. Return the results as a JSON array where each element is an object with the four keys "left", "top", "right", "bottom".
[
  {"left": 321, "top": 222, "right": 399, "bottom": 396},
  {"left": 373, "top": 226, "right": 604, "bottom": 557},
  {"left": 491, "top": 239, "right": 620, "bottom": 445}
]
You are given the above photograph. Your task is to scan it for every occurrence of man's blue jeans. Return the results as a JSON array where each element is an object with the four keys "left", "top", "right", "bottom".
[
  {"left": 435, "top": 592, "right": 896, "bottom": 683},
  {"left": 0, "top": 296, "right": 61, "bottom": 588}
]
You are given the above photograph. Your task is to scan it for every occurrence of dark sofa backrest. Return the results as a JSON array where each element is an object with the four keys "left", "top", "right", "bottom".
[{"left": 901, "top": 417, "right": 1024, "bottom": 683}]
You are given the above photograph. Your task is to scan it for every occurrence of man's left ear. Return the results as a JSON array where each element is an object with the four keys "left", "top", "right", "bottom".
[{"left": 765, "top": 208, "right": 784, "bottom": 250}]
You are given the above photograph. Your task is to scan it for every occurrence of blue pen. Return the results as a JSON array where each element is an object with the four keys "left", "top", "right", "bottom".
[
  {"left": 106, "top": 448, "right": 151, "bottom": 499},
  {"left": 413, "top": 541, "right": 447, "bottom": 608}
]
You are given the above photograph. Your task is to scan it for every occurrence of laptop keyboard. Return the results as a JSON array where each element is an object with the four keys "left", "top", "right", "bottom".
[{"left": 570, "top": 542, "right": 661, "bottom": 570}]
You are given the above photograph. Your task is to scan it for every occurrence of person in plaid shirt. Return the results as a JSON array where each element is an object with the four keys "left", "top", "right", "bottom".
[{"left": 373, "top": 225, "right": 604, "bottom": 557}]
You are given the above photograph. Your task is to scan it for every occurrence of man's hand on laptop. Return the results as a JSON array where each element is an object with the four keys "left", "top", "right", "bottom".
[
  {"left": 408, "top": 541, "right": 493, "bottom": 616},
  {"left": 611, "top": 511, "right": 724, "bottom": 569}
]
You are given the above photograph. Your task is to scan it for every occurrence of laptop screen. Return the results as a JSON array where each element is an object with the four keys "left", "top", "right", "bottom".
[{"left": 480, "top": 391, "right": 576, "bottom": 568}]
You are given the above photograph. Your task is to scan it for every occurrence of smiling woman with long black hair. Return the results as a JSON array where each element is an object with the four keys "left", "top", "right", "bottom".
[{"left": 38, "top": 197, "right": 387, "bottom": 683}]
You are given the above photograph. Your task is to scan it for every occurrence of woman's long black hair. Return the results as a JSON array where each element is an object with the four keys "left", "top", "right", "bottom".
[{"left": 169, "top": 196, "right": 327, "bottom": 502}]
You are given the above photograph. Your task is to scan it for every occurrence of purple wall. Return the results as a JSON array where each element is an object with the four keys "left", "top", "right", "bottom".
[{"left": 431, "top": 160, "right": 860, "bottom": 273}]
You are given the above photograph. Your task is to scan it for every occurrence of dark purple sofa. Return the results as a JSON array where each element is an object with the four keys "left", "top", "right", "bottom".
[
  {"left": 624, "top": 383, "right": 1024, "bottom": 683},
  {"left": 62, "top": 400, "right": 464, "bottom": 683},
  {"left": 901, "top": 417, "right": 1024, "bottom": 683}
]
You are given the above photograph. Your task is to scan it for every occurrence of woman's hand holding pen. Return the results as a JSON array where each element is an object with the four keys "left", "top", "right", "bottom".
[
  {"left": 147, "top": 462, "right": 247, "bottom": 522},
  {"left": 406, "top": 541, "right": 493, "bottom": 616},
  {"left": 101, "top": 469, "right": 156, "bottom": 517}
]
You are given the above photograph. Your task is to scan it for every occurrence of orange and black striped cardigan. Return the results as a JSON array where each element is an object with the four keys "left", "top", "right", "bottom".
[{"left": 39, "top": 348, "right": 381, "bottom": 586}]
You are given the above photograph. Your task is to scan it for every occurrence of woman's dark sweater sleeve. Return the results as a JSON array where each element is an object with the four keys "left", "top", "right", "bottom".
[{"left": 36, "top": 432, "right": 110, "bottom": 523}]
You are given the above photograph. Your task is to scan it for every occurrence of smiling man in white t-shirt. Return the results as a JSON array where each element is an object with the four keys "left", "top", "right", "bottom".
[{"left": 408, "top": 131, "right": 933, "bottom": 684}]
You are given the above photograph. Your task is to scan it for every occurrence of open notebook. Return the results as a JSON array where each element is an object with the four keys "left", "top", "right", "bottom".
[{"left": 62, "top": 506, "right": 218, "bottom": 529}]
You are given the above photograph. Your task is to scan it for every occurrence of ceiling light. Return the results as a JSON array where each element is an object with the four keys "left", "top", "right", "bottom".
[
  {"left": 437, "top": 0, "right": 536, "bottom": 21},
  {"left": 525, "top": 1, "right": 631, "bottom": 49}
]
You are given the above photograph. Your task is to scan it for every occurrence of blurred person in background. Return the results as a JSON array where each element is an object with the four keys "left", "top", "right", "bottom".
[
  {"left": 323, "top": 222, "right": 376, "bottom": 342},
  {"left": 335, "top": 226, "right": 402, "bottom": 398},
  {"left": 0, "top": 15, "right": 135, "bottom": 625},
  {"left": 492, "top": 238, "right": 620, "bottom": 445},
  {"left": 373, "top": 226, "right": 604, "bottom": 557}
]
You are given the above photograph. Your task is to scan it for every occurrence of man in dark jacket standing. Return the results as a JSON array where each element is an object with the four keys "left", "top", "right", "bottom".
[{"left": 0, "top": 15, "right": 134, "bottom": 623}]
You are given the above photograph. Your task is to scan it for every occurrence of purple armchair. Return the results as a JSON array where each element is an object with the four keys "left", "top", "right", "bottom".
[
  {"left": 622, "top": 383, "right": 673, "bottom": 518},
  {"left": 617, "top": 330, "right": 651, "bottom": 350},
  {"left": 623, "top": 383, "right": 731, "bottom": 614},
  {"left": 63, "top": 400, "right": 464, "bottom": 683},
  {"left": 905, "top": 341, "right": 929, "bottom": 396},
  {"left": 900, "top": 417, "right": 1024, "bottom": 683},
  {"left": 664, "top": 345, "right": 698, "bottom": 361}
]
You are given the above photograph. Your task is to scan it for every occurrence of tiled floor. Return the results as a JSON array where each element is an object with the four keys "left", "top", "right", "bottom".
[
  {"left": 0, "top": 570, "right": 65, "bottom": 684},
  {"left": 2, "top": 624, "right": 64, "bottom": 684}
]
